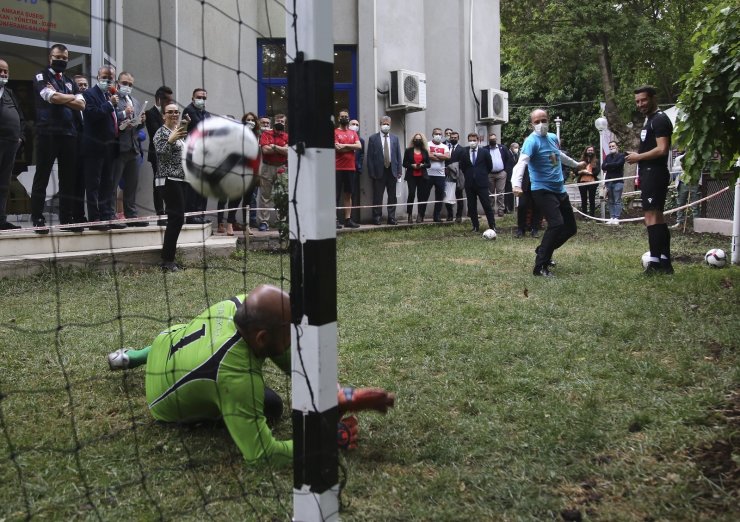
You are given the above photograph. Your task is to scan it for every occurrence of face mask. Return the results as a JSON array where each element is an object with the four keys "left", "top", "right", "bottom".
[
  {"left": 50, "top": 59, "right": 67, "bottom": 73},
  {"left": 609, "top": 148, "right": 617, "bottom": 154},
  {"left": 245, "top": 121, "right": 256, "bottom": 129},
  {"left": 273, "top": 122, "right": 285, "bottom": 132},
  {"left": 339, "top": 117, "right": 349, "bottom": 125},
  {"left": 469, "top": 141, "right": 478, "bottom": 149},
  {"left": 118, "top": 85, "right": 132, "bottom": 96},
  {"left": 512, "top": 148, "right": 519, "bottom": 154},
  {"left": 432, "top": 134, "right": 442, "bottom": 144},
  {"left": 449, "top": 139, "right": 458, "bottom": 146},
  {"left": 349, "top": 124, "right": 359, "bottom": 132},
  {"left": 97, "top": 80, "right": 110, "bottom": 90},
  {"left": 586, "top": 151, "right": 594, "bottom": 157},
  {"left": 413, "top": 139, "right": 423, "bottom": 147},
  {"left": 380, "top": 124, "right": 390, "bottom": 134},
  {"left": 489, "top": 140, "right": 497, "bottom": 147},
  {"left": 193, "top": 99, "right": 206, "bottom": 110},
  {"left": 0, "top": 77, "right": 7, "bottom": 86},
  {"left": 534, "top": 122, "right": 549, "bottom": 137}
]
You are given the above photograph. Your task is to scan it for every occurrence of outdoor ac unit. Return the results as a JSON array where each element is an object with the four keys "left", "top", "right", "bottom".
[
  {"left": 479, "top": 88, "right": 509, "bottom": 123},
  {"left": 389, "top": 70, "right": 427, "bottom": 111}
]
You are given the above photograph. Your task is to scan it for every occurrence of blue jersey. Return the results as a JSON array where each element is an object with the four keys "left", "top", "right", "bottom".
[{"left": 521, "top": 132, "right": 566, "bottom": 193}]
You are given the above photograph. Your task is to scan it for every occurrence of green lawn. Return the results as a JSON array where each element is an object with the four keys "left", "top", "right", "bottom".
[{"left": 1, "top": 218, "right": 738, "bottom": 521}]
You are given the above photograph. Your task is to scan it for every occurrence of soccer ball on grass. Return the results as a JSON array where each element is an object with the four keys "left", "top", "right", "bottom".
[
  {"left": 641, "top": 251, "right": 652, "bottom": 269},
  {"left": 482, "top": 229, "right": 497, "bottom": 240},
  {"left": 704, "top": 248, "right": 727, "bottom": 268},
  {"left": 182, "top": 116, "right": 259, "bottom": 200}
]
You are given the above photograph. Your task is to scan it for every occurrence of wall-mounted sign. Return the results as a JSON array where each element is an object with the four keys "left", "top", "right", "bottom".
[{"left": 0, "top": 1, "right": 91, "bottom": 47}]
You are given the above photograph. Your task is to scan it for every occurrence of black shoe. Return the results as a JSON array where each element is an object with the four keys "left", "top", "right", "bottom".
[
  {"left": 344, "top": 219, "right": 360, "bottom": 229},
  {"left": 470, "top": 226, "right": 480, "bottom": 233},
  {"left": 157, "top": 218, "right": 167, "bottom": 227},
  {"left": 533, "top": 265, "right": 555, "bottom": 277},
  {"left": 336, "top": 220, "right": 343, "bottom": 229},
  {"left": 33, "top": 218, "right": 49, "bottom": 235},
  {"left": 0, "top": 221, "right": 21, "bottom": 230},
  {"left": 60, "top": 223, "right": 84, "bottom": 233},
  {"left": 108, "top": 223, "right": 127, "bottom": 230},
  {"left": 455, "top": 217, "right": 462, "bottom": 224},
  {"left": 387, "top": 218, "right": 398, "bottom": 225},
  {"left": 416, "top": 215, "right": 424, "bottom": 223},
  {"left": 530, "top": 229, "right": 539, "bottom": 238},
  {"left": 433, "top": 217, "right": 442, "bottom": 223},
  {"left": 515, "top": 229, "right": 524, "bottom": 238},
  {"left": 446, "top": 216, "right": 454, "bottom": 222},
  {"left": 89, "top": 224, "right": 111, "bottom": 232},
  {"left": 186, "top": 216, "right": 204, "bottom": 225},
  {"left": 127, "top": 220, "right": 149, "bottom": 227},
  {"left": 407, "top": 216, "right": 413, "bottom": 224},
  {"left": 161, "top": 261, "right": 181, "bottom": 273},
  {"left": 660, "top": 259, "right": 675, "bottom": 275},
  {"left": 372, "top": 218, "right": 382, "bottom": 225}
]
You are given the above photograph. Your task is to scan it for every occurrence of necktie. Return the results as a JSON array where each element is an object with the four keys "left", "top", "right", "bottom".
[
  {"left": 55, "top": 73, "right": 62, "bottom": 81},
  {"left": 383, "top": 134, "right": 390, "bottom": 168},
  {"left": 472, "top": 149, "right": 477, "bottom": 164}
]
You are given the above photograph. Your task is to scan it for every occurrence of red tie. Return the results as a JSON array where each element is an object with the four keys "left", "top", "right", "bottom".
[{"left": 55, "top": 73, "right": 62, "bottom": 81}]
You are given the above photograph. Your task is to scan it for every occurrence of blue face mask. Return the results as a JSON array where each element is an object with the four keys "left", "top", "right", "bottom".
[{"left": 98, "top": 79, "right": 110, "bottom": 90}]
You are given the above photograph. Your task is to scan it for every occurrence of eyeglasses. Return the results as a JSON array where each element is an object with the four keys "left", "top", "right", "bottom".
[{"left": 165, "top": 110, "right": 180, "bottom": 115}]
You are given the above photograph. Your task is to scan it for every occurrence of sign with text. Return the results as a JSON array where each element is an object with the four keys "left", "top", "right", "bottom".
[{"left": 1, "top": 1, "right": 91, "bottom": 47}]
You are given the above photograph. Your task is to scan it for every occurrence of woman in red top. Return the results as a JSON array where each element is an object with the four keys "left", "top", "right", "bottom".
[{"left": 402, "top": 132, "right": 431, "bottom": 223}]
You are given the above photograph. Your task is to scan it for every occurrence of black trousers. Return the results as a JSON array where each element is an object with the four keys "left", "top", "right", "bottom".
[
  {"left": 31, "top": 133, "right": 79, "bottom": 223},
  {"left": 531, "top": 190, "right": 577, "bottom": 267},
  {"left": 578, "top": 184, "right": 597, "bottom": 216},
  {"left": 0, "top": 139, "right": 19, "bottom": 223},
  {"left": 84, "top": 145, "right": 117, "bottom": 222},
  {"left": 162, "top": 179, "right": 185, "bottom": 263},
  {"left": 466, "top": 184, "right": 496, "bottom": 230},
  {"left": 406, "top": 176, "right": 429, "bottom": 216},
  {"left": 263, "top": 386, "right": 283, "bottom": 425},
  {"left": 371, "top": 167, "right": 398, "bottom": 221},
  {"left": 445, "top": 186, "right": 465, "bottom": 219},
  {"left": 150, "top": 162, "right": 166, "bottom": 215},
  {"left": 517, "top": 190, "right": 541, "bottom": 232},
  {"left": 428, "top": 176, "right": 446, "bottom": 220}
]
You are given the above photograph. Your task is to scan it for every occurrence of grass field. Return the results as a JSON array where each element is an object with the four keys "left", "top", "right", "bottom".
[{"left": 1, "top": 218, "right": 738, "bottom": 521}]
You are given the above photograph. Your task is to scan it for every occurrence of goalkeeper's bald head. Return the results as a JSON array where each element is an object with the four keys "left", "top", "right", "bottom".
[{"left": 234, "top": 284, "right": 291, "bottom": 358}]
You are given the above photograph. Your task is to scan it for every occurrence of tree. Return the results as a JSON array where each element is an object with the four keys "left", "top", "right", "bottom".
[{"left": 674, "top": 3, "right": 740, "bottom": 182}]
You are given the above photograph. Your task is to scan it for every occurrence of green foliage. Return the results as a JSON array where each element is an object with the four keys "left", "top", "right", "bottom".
[{"left": 674, "top": 3, "right": 740, "bottom": 183}]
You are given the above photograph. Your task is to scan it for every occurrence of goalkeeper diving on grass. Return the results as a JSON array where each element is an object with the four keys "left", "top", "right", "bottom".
[{"left": 106, "top": 284, "right": 395, "bottom": 465}]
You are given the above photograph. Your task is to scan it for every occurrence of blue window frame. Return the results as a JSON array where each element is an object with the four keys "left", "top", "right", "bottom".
[{"left": 257, "top": 39, "right": 357, "bottom": 119}]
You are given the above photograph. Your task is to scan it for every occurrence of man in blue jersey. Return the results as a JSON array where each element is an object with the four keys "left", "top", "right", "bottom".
[{"left": 512, "top": 109, "right": 585, "bottom": 277}]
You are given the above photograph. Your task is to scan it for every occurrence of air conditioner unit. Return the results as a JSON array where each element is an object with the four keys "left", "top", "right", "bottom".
[
  {"left": 389, "top": 70, "right": 427, "bottom": 111},
  {"left": 479, "top": 88, "right": 509, "bottom": 123}
]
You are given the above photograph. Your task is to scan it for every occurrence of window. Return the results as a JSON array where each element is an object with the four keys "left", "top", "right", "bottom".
[{"left": 257, "top": 40, "right": 357, "bottom": 120}]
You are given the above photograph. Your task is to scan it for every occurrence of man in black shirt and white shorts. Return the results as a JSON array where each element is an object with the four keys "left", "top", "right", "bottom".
[{"left": 626, "top": 85, "right": 674, "bottom": 275}]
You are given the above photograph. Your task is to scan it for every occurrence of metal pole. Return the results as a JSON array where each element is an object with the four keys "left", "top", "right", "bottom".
[
  {"left": 599, "top": 129, "right": 606, "bottom": 220},
  {"left": 286, "top": 1, "right": 340, "bottom": 520},
  {"left": 732, "top": 176, "right": 739, "bottom": 265}
]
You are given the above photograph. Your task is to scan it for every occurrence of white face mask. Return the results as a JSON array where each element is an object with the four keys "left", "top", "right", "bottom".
[
  {"left": 118, "top": 85, "right": 132, "bottom": 96},
  {"left": 534, "top": 122, "right": 549, "bottom": 137},
  {"left": 349, "top": 124, "right": 359, "bottom": 132},
  {"left": 609, "top": 147, "right": 618, "bottom": 154},
  {"left": 0, "top": 77, "right": 7, "bottom": 86},
  {"left": 432, "top": 134, "right": 442, "bottom": 144},
  {"left": 193, "top": 98, "right": 206, "bottom": 109},
  {"left": 97, "top": 79, "right": 110, "bottom": 90},
  {"left": 469, "top": 141, "right": 478, "bottom": 149},
  {"left": 380, "top": 124, "right": 390, "bottom": 134},
  {"left": 245, "top": 121, "right": 256, "bottom": 129}
]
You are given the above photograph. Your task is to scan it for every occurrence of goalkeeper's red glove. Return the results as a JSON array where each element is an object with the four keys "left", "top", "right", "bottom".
[
  {"left": 337, "top": 415, "right": 358, "bottom": 450},
  {"left": 337, "top": 385, "right": 396, "bottom": 414}
]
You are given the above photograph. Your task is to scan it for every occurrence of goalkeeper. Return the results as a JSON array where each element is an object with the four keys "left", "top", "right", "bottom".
[{"left": 107, "top": 284, "right": 394, "bottom": 466}]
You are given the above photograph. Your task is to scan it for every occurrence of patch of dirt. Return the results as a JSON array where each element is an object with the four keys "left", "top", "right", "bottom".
[{"left": 450, "top": 258, "right": 487, "bottom": 266}]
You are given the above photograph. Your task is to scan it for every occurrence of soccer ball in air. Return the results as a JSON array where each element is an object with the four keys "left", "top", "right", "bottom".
[
  {"left": 482, "top": 229, "right": 497, "bottom": 240},
  {"left": 182, "top": 116, "right": 259, "bottom": 200},
  {"left": 704, "top": 248, "right": 727, "bottom": 268},
  {"left": 641, "top": 251, "right": 652, "bottom": 269}
]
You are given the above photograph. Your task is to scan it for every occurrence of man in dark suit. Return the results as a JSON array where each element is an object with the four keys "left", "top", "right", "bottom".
[
  {"left": 0, "top": 58, "right": 25, "bottom": 230},
  {"left": 445, "top": 131, "right": 464, "bottom": 223},
  {"left": 458, "top": 132, "right": 496, "bottom": 232},
  {"left": 30, "top": 44, "right": 86, "bottom": 233},
  {"left": 182, "top": 88, "right": 211, "bottom": 224},
  {"left": 145, "top": 86, "right": 172, "bottom": 222},
  {"left": 366, "top": 115, "right": 402, "bottom": 225},
  {"left": 485, "top": 132, "right": 514, "bottom": 217},
  {"left": 82, "top": 65, "right": 124, "bottom": 230}
]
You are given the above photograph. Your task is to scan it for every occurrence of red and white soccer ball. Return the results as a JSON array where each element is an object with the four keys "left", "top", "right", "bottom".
[
  {"left": 183, "top": 116, "right": 259, "bottom": 200},
  {"left": 704, "top": 248, "right": 727, "bottom": 268},
  {"left": 482, "top": 229, "right": 497, "bottom": 240}
]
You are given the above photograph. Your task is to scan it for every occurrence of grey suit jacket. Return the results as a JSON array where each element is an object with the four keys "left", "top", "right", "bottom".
[
  {"left": 118, "top": 95, "right": 144, "bottom": 155},
  {"left": 366, "top": 131, "right": 402, "bottom": 180}
]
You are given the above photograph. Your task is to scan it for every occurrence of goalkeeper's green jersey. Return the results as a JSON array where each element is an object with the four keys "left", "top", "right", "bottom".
[{"left": 145, "top": 295, "right": 292, "bottom": 466}]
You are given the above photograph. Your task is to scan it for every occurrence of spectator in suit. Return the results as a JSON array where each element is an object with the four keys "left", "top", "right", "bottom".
[
  {"left": 402, "top": 132, "right": 431, "bottom": 224},
  {"left": 485, "top": 132, "right": 514, "bottom": 217},
  {"left": 0, "top": 58, "right": 25, "bottom": 230},
  {"left": 349, "top": 118, "right": 364, "bottom": 224},
  {"left": 82, "top": 65, "right": 124, "bottom": 231},
  {"left": 111, "top": 71, "right": 147, "bottom": 227},
  {"left": 182, "top": 88, "right": 211, "bottom": 224},
  {"left": 145, "top": 86, "right": 172, "bottom": 223},
  {"left": 30, "top": 44, "right": 86, "bottom": 233},
  {"left": 444, "top": 131, "right": 465, "bottom": 223},
  {"left": 366, "top": 115, "right": 402, "bottom": 225},
  {"left": 459, "top": 132, "right": 496, "bottom": 233},
  {"left": 427, "top": 127, "right": 450, "bottom": 222},
  {"left": 506, "top": 142, "right": 520, "bottom": 213}
]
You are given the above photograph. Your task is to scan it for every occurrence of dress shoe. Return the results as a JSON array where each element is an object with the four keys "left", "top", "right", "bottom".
[
  {"left": 108, "top": 223, "right": 127, "bottom": 230},
  {"left": 161, "top": 261, "right": 181, "bottom": 273},
  {"left": 127, "top": 220, "right": 149, "bottom": 227},
  {"left": 446, "top": 216, "right": 453, "bottom": 222},
  {"left": 232, "top": 222, "right": 245, "bottom": 232},
  {"left": 336, "top": 220, "right": 343, "bottom": 229},
  {"left": 407, "top": 216, "right": 413, "bottom": 224},
  {"left": 433, "top": 217, "right": 442, "bottom": 223},
  {"left": 60, "top": 223, "right": 84, "bottom": 233},
  {"left": 470, "top": 226, "right": 479, "bottom": 233},
  {"left": 454, "top": 217, "right": 462, "bottom": 224},
  {"left": 530, "top": 229, "right": 539, "bottom": 238},
  {"left": 0, "top": 221, "right": 21, "bottom": 230},
  {"left": 515, "top": 229, "right": 524, "bottom": 238},
  {"left": 344, "top": 219, "right": 359, "bottom": 229},
  {"left": 387, "top": 218, "right": 398, "bottom": 225},
  {"left": 416, "top": 215, "right": 424, "bottom": 223},
  {"left": 89, "top": 224, "right": 111, "bottom": 232},
  {"left": 33, "top": 218, "right": 49, "bottom": 235},
  {"left": 372, "top": 218, "right": 382, "bottom": 225}
]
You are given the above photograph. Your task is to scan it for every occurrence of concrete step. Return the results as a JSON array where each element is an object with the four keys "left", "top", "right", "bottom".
[{"left": 0, "top": 223, "right": 212, "bottom": 258}]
